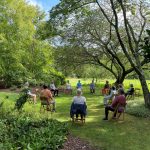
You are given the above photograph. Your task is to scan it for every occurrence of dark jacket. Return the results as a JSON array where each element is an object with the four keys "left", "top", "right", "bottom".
[{"left": 70, "top": 102, "right": 87, "bottom": 117}]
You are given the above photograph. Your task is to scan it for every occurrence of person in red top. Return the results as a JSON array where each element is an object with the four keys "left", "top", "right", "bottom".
[
  {"left": 40, "top": 85, "right": 55, "bottom": 111},
  {"left": 103, "top": 88, "right": 126, "bottom": 120}
]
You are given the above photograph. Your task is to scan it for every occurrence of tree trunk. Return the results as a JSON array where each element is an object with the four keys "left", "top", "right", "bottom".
[
  {"left": 138, "top": 74, "right": 150, "bottom": 108},
  {"left": 115, "top": 73, "right": 126, "bottom": 85}
]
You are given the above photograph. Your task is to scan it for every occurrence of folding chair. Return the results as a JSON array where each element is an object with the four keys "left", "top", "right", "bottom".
[
  {"left": 111, "top": 103, "right": 126, "bottom": 121},
  {"left": 70, "top": 103, "right": 87, "bottom": 124},
  {"left": 40, "top": 97, "right": 54, "bottom": 112},
  {"left": 101, "top": 88, "right": 110, "bottom": 95}
]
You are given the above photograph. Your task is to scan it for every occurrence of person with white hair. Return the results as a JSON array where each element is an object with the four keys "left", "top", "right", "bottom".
[
  {"left": 70, "top": 89, "right": 87, "bottom": 119},
  {"left": 72, "top": 89, "right": 86, "bottom": 104}
]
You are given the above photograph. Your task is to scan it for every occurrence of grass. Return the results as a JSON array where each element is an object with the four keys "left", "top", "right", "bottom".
[{"left": 0, "top": 78, "right": 150, "bottom": 150}]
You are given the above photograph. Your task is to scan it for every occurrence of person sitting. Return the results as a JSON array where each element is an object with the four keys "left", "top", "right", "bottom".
[
  {"left": 103, "top": 88, "right": 126, "bottom": 120},
  {"left": 103, "top": 86, "right": 116, "bottom": 106},
  {"left": 90, "top": 80, "right": 95, "bottom": 94},
  {"left": 104, "top": 80, "right": 110, "bottom": 89},
  {"left": 65, "top": 80, "right": 72, "bottom": 94},
  {"left": 76, "top": 80, "right": 82, "bottom": 90},
  {"left": 40, "top": 85, "right": 55, "bottom": 111},
  {"left": 125, "top": 84, "right": 134, "bottom": 97},
  {"left": 70, "top": 89, "right": 87, "bottom": 120},
  {"left": 27, "top": 90, "right": 37, "bottom": 104},
  {"left": 24, "top": 81, "right": 37, "bottom": 104},
  {"left": 50, "top": 81, "right": 59, "bottom": 96},
  {"left": 102, "top": 80, "right": 110, "bottom": 95}
]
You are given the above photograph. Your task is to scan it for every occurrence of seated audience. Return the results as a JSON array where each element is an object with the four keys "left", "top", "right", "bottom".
[
  {"left": 50, "top": 81, "right": 59, "bottom": 96},
  {"left": 65, "top": 80, "right": 72, "bottom": 94},
  {"left": 125, "top": 84, "right": 134, "bottom": 97},
  {"left": 103, "top": 88, "right": 126, "bottom": 120},
  {"left": 70, "top": 89, "right": 87, "bottom": 119},
  {"left": 103, "top": 86, "right": 116, "bottom": 106},
  {"left": 40, "top": 85, "right": 55, "bottom": 111},
  {"left": 76, "top": 80, "right": 82, "bottom": 90},
  {"left": 90, "top": 80, "right": 95, "bottom": 94}
]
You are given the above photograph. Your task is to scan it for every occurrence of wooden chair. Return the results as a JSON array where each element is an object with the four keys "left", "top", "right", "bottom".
[
  {"left": 70, "top": 103, "right": 86, "bottom": 125},
  {"left": 101, "top": 88, "right": 110, "bottom": 95},
  {"left": 72, "top": 115, "right": 85, "bottom": 124},
  {"left": 40, "top": 97, "right": 53, "bottom": 112},
  {"left": 65, "top": 89, "right": 72, "bottom": 95},
  {"left": 111, "top": 103, "right": 126, "bottom": 121}
]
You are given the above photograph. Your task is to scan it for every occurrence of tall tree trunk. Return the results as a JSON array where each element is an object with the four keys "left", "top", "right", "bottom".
[
  {"left": 138, "top": 74, "right": 150, "bottom": 108},
  {"left": 115, "top": 73, "right": 126, "bottom": 85}
]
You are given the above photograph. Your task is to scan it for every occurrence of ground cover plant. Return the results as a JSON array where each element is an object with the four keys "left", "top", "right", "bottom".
[{"left": 0, "top": 79, "right": 150, "bottom": 150}]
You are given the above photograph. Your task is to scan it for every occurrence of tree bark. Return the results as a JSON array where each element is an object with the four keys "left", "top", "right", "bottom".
[
  {"left": 114, "top": 72, "right": 126, "bottom": 85},
  {"left": 138, "top": 73, "right": 150, "bottom": 108}
]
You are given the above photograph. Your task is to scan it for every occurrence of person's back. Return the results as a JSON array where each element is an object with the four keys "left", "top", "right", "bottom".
[
  {"left": 40, "top": 85, "right": 55, "bottom": 111},
  {"left": 40, "top": 88, "right": 52, "bottom": 99},
  {"left": 71, "top": 89, "right": 87, "bottom": 119},
  {"left": 73, "top": 95, "right": 86, "bottom": 105},
  {"left": 111, "top": 95, "right": 126, "bottom": 108}
]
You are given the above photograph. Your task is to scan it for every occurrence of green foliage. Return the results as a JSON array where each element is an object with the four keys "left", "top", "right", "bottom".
[
  {"left": 142, "top": 30, "right": 150, "bottom": 62},
  {"left": 126, "top": 100, "right": 150, "bottom": 118},
  {"left": 0, "top": 0, "right": 63, "bottom": 87},
  {"left": 0, "top": 80, "right": 150, "bottom": 150},
  {"left": 0, "top": 113, "right": 68, "bottom": 150},
  {"left": 14, "top": 88, "right": 29, "bottom": 110}
]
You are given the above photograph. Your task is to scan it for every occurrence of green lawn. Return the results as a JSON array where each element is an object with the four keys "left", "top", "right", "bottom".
[{"left": 0, "top": 79, "right": 150, "bottom": 150}]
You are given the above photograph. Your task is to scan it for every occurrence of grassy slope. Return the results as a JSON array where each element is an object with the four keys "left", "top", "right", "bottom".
[{"left": 0, "top": 79, "right": 150, "bottom": 150}]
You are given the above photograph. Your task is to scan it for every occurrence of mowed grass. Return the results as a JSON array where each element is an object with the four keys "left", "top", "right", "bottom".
[{"left": 0, "top": 79, "right": 150, "bottom": 150}]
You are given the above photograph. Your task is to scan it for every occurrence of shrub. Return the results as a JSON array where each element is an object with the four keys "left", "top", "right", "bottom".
[
  {"left": 0, "top": 113, "right": 68, "bottom": 150},
  {"left": 126, "top": 100, "right": 150, "bottom": 118}
]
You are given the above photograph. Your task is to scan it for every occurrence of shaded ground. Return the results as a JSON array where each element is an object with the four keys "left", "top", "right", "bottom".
[{"left": 61, "top": 134, "right": 98, "bottom": 150}]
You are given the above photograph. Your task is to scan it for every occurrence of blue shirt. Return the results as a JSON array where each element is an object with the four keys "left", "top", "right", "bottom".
[
  {"left": 90, "top": 83, "right": 95, "bottom": 89},
  {"left": 77, "top": 82, "right": 82, "bottom": 89}
]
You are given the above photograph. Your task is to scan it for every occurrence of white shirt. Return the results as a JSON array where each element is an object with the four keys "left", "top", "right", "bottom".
[
  {"left": 66, "top": 83, "right": 72, "bottom": 89},
  {"left": 73, "top": 96, "right": 86, "bottom": 105},
  {"left": 50, "top": 83, "right": 56, "bottom": 90}
]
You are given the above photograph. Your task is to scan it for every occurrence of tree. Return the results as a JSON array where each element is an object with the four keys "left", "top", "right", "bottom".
[
  {"left": 49, "top": 0, "right": 150, "bottom": 108},
  {"left": 0, "top": 0, "right": 63, "bottom": 87},
  {"left": 142, "top": 30, "right": 150, "bottom": 62}
]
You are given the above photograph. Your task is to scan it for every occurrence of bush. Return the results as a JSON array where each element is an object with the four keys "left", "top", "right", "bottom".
[
  {"left": 0, "top": 113, "right": 68, "bottom": 150},
  {"left": 126, "top": 100, "right": 150, "bottom": 118}
]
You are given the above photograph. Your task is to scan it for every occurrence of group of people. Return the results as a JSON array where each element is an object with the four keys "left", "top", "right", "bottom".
[
  {"left": 24, "top": 80, "right": 134, "bottom": 121},
  {"left": 102, "top": 81, "right": 135, "bottom": 120}
]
